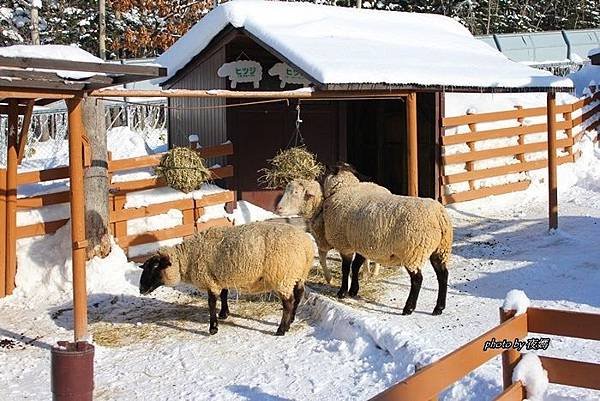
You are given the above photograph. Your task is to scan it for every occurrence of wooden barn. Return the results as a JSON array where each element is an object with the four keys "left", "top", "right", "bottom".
[{"left": 156, "top": 1, "right": 572, "bottom": 210}]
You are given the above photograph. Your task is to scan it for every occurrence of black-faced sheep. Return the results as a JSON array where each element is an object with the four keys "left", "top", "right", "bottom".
[
  {"left": 277, "top": 168, "right": 453, "bottom": 316},
  {"left": 139, "top": 222, "right": 314, "bottom": 335}
]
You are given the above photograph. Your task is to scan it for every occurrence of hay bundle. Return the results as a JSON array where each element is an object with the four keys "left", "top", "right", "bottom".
[
  {"left": 258, "top": 146, "right": 324, "bottom": 189},
  {"left": 155, "top": 147, "right": 211, "bottom": 193}
]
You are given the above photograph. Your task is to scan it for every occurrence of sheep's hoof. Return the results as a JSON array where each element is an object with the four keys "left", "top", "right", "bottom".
[
  {"left": 218, "top": 311, "right": 229, "bottom": 320},
  {"left": 337, "top": 290, "right": 347, "bottom": 299},
  {"left": 348, "top": 287, "right": 359, "bottom": 297},
  {"left": 275, "top": 329, "right": 286, "bottom": 336},
  {"left": 209, "top": 326, "right": 218, "bottom": 335},
  {"left": 432, "top": 307, "right": 444, "bottom": 316},
  {"left": 402, "top": 308, "right": 414, "bottom": 316}
]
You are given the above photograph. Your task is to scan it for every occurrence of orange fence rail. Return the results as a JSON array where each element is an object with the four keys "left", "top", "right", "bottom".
[
  {"left": 441, "top": 91, "right": 600, "bottom": 204},
  {"left": 0, "top": 143, "right": 236, "bottom": 295},
  {"left": 369, "top": 307, "right": 600, "bottom": 401}
]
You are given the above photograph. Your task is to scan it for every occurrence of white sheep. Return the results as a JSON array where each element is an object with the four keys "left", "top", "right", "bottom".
[
  {"left": 217, "top": 60, "right": 262, "bottom": 89},
  {"left": 277, "top": 167, "right": 453, "bottom": 316},
  {"left": 139, "top": 222, "right": 314, "bottom": 335}
]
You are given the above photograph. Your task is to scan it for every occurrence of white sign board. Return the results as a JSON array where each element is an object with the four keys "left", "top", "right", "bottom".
[
  {"left": 217, "top": 60, "right": 263, "bottom": 89},
  {"left": 268, "top": 63, "right": 310, "bottom": 88}
]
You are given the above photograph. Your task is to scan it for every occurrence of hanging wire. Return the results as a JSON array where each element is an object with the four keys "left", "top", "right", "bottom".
[
  {"left": 286, "top": 102, "right": 305, "bottom": 148},
  {"left": 94, "top": 97, "right": 289, "bottom": 111}
]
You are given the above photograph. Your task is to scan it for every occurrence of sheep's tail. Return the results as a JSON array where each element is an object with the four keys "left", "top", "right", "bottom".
[{"left": 434, "top": 205, "right": 453, "bottom": 266}]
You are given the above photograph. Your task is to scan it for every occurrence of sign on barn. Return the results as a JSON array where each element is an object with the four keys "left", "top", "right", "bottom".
[
  {"left": 268, "top": 63, "right": 310, "bottom": 88},
  {"left": 217, "top": 60, "right": 262, "bottom": 88}
]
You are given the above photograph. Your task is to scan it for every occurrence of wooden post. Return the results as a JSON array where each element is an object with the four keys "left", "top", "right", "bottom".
[
  {"left": 0, "top": 168, "right": 6, "bottom": 297},
  {"left": 563, "top": 111, "right": 573, "bottom": 157},
  {"left": 6, "top": 99, "right": 18, "bottom": 295},
  {"left": 499, "top": 308, "right": 521, "bottom": 390},
  {"left": 547, "top": 92, "right": 558, "bottom": 230},
  {"left": 406, "top": 92, "right": 419, "bottom": 197},
  {"left": 466, "top": 111, "right": 477, "bottom": 190},
  {"left": 515, "top": 106, "right": 526, "bottom": 163},
  {"left": 67, "top": 97, "right": 89, "bottom": 342}
]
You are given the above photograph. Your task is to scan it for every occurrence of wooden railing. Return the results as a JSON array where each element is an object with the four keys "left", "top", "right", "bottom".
[
  {"left": 107, "top": 142, "right": 236, "bottom": 260},
  {"left": 441, "top": 91, "right": 600, "bottom": 204},
  {"left": 0, "top": 143, "right": 236, "bottom": 295},
  {"left": 369, "top": 307, "right": 600, "bottom": 401}
]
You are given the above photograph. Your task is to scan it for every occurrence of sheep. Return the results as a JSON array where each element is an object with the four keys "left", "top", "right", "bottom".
[
  {"left": 139, "top": 221, "right": 314, "bottom": 336},
  {"left": 277, "top": 167, "right": 453, "bottom": 316},
  {"left": 277, "top": 176, "right": 389, "bottom": 285},
  {"left": 216, "top": 60, "right": 262, "bottom": 89}
]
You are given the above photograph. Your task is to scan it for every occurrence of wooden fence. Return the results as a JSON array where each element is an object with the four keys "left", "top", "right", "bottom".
[
  {"left": 441, "top": 91, "right": 600, "bottom": 204},
  {"left": 0, "top": 142, "right": 235, "bottom": 295},
  {"left": 369, "top": 307, "right": 600, "bottom": 401}
]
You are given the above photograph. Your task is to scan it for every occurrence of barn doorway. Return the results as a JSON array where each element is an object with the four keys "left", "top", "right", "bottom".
[{"left": 346, "top": 94, "right": 439, "bottom": 199}]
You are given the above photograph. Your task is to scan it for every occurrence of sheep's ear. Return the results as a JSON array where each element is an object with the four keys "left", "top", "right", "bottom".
[{"left": 158, "top": 254, "right": 171, "bottom": 270}]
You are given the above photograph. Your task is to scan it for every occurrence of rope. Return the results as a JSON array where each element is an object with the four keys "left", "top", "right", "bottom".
[
  {"left": 95, "top": 98, "right": 290, "bottom": 111},
  {"left": 286, "top": 103, "right": 305, "bottom": 148}
]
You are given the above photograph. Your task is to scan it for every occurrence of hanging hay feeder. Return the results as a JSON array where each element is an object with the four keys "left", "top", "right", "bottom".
[
  {"left": 155, "top": 147, "right": 211, "bottom": 193},
  {"left": 258, "top": 146, "right": 324, "bottom": 189}
]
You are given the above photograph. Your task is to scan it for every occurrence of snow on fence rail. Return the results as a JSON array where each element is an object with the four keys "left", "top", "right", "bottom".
[
  {"left": 441, "top": 90, "right": 600, "bottom": 204},
  {"left": 0, "top": 143, "right": 235, "bottom": 296},
  {"left": 107, "top": 142, "right": 235, "bottom": 261},
  {"left": 369, "top": 307, "right": 600, "bottom": 401}
]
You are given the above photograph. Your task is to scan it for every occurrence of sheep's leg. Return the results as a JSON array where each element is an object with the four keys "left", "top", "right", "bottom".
[
  {"left": 276, "top": 293, "right": 295, "bottom": 336},
  {"left": 430, "top": 255, "right": 448, "bottom": 316},
  {"left": 349, "top": 254, "right": 366, "bottom": 297},
  {"left": 402, "top": 269, "right": 423, "bottom": 316},
  {"left": 290, "top": 282, "right": 305, "bottom": 324},
  {"left": 208, "top": 291, "right": 219, "bottom": 335},
  {"left": 337, "top": 254, "right": 353, "bottom": 299},
  {"left": 218, "top": 289, "right": 229, "bottom": 320},
  {"left": 318, "top": 249, "right": 332, "bottom": 284}
]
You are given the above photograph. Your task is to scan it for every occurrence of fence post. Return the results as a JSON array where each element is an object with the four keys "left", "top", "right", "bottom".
[
  {"left": 112, "top": 193, "right": 127, "bottom": 255},
  {"left": 547, "top": 92, "right": 558, "bottom": 230},
  {"left": 563, "top": 110, "right": 573, "bottom": 157},
  {"left": 6, "top": 99, "right": 19, "bottom": 295},
  {"left": 514, "top": 106, "right": 526, "bottom": 163},
  {"left": 0, "top": 169, "right": 6, "bottom": 297},
  {"left": 499, "top": 308, "right": 521, "bottom": 390},
  {"left": 466, "top": 111, "right": 477, "bottom": 190}
]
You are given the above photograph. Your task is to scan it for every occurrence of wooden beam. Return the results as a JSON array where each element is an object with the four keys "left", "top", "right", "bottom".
[
  {"left": 89, "top": 88, "right": 411, "bottom": 99},
  {"left": 527, "top": 307, "right": 600, "bottom": 341},
  {"left": 0, "top": 55, "right": 166, "bottom": 78},
  {"left": 17, "top": 100, "right": 34, "bottom": 163},
  {"left": 0, "top": 77, "right": 86, "bottom": 91},
  {"left": 66, "top": 97, "right": 88, "bottom": 342},
  {"left": 547, "top": 92, "right": 558, "bottom": 230},
  {"left": 539, "top": 356, "right": 600, "bottom": 390},
  {"left": 5, "top": 99, "right": 18, "bottom": 295},
  {"left": 0, "top": 87, "right": 76, "bottom": 100},
  {"left": 492, "top": 382, "right": 526, "bottom": 401},
  {"left": 406, "top": 92, "right": 418, "bottom": 196}
]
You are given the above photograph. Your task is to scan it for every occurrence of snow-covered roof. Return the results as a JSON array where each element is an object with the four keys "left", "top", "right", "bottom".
[
  {"left": 156, "top": 0, "right": 573, "bottom": 91},
  {"left": 0, "top": 44, "right": 104, "bottom": 79},
  {"left": 589, "top": 47, "right": 600, "bottom": 58}
]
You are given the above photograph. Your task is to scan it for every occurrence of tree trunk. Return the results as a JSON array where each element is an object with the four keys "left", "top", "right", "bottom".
[
  {"left": 31, "top": 5, "right": 40, "bottom": 45},
  {"left": 82, "top": 98, "right": 111, "bottom": 260},
  {"left": 98, "top": 0, "right": 106, "bottom": 60}
]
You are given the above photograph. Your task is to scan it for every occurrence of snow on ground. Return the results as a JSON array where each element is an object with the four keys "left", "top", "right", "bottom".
[{"left": 2, "top": 132, "right": 600, "bottom": 400}]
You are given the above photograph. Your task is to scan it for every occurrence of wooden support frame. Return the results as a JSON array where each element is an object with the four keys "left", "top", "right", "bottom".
[
  {"left": 0, "top": 169, "right": 6, "bottom": 297},
  {"left": 6, "top": 99, "right": 18, "bottom": 295},
  {"left": 17, "top": 100, "right": 34, "bottom": 163},
  {"left": 66, "top": 97, "right": 88, "bottom": 342},
  {"left": 547, "top": 92, "right": 558, "bottom": 230},
  {"left": 406, "top": 92, "right": 419, "bottom": 196}
]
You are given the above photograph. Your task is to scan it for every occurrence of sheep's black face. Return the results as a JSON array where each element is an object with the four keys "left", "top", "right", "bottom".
[{"left": 139, "top": 255, "right": 171, "bottom": 295}]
